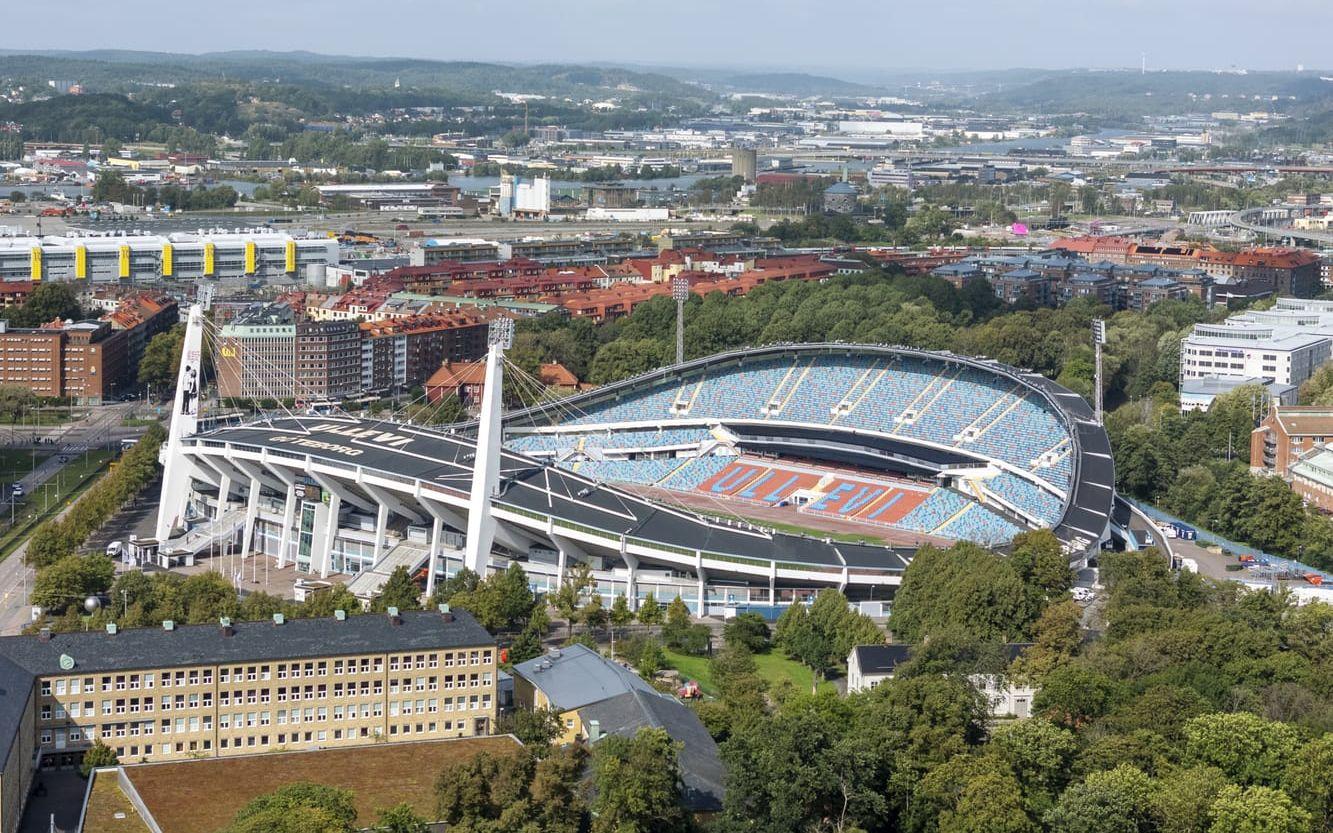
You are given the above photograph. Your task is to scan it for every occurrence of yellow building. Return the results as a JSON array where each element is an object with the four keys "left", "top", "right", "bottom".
[{"left": 0, "top": 607, "right": 497, "bottom": 833}]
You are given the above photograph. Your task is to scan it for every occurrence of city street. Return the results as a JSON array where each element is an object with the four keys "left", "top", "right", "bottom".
[{"left": 0, "top": 404, "right": 160, "bottom": 635}]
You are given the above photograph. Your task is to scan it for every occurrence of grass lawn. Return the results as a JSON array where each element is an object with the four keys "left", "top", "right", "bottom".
[
  {"left": 684, "top": 505, "right": 881, "bottom": 545},
  {"left": 663, "top": 647, "right": 837, "bottom": 697}
]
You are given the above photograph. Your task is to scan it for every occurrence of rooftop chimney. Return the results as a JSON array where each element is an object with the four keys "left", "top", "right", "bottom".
[
  {"left": 334, "top": 609, "right": 347, "bottom": 621},
  {"left": 588, "top": 719, "right": 601, "bottom": 742},
  {"left": 105, "top": 623, "right": 118, "bottom": 636},
  {"left": 272, "top": 613, "right": 285, "bottom": 626},
  {"left": 219, "top": 617, "right": 235, "bottom": 637},
  {"left": 387, "top": 606, "right": 403, "bottom": 626},
  {"left": 162, "top": 620, "right": 175, "bottom": 631},
  {"left": 38, "top": 627, "right": 52, "bottom": 642},
  {"left": 438, "top": 603, "right": 454, "bottom": 622}
]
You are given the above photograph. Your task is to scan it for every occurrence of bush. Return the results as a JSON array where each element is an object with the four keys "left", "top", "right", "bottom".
[{"left": 723, "top": 612, "right": 771, "bottom": 653}]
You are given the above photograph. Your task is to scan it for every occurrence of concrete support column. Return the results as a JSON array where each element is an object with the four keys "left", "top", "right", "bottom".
[
  {"left": 241, "top": 476, "right": 261, "bottom": 558},
  {"left": 426, "top": 516, "right": 443, "bottom": 599},
  {"left": 556, "top": 547, "right": 567, "bottom": 590},
  {"left": 276, "top": 481, "right": 296, "bottom": 569},
  {"left": 318, "top": 493, "right": 341, "bottom": 579},
  {"left": 373, "top": 502, "right": 389, "bottom": 563},
  {"left": 216, "top": 473, "right": 232, "bottom": 520},
  {"left": 695, "top": 552, "right": 707, "bottom": 617},
  {"left": 769, "top": 561, "right": 777, "bottom": 608},
  {"left": 623, "top": 552, "right": 640, "bottom": 611}
]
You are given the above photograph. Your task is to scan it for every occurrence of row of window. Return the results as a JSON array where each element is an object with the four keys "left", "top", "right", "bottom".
[{"left": 41, "top": 651, "right": 495, "bottom": 700}]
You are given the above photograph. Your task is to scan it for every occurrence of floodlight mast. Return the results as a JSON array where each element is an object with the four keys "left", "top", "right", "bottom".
[{"left": 672, "top": 278, "right": 689, "bottom": 366}]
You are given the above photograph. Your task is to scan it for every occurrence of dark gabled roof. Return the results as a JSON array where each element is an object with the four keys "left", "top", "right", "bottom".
[
  {"left": 851, "top": 643, "right": 912, "bottom": 675},
  {"left": 0, "top": 653, "right": 36, "bottom": 772},
  {"left": 852, "top": 642, "right": 1032, "bottom": 675},
  {"left": 0, "top": 610, "right": 494, "bottom": 680},
  {"left": 579, "top": 688, "right": 726, "bottom": 812}
]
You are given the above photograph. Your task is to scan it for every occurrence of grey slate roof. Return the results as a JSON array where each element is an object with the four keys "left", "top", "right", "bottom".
[
  {"left": 0, "top": 609, "right": 493, "bottom": 680},
  {"left": 0, "top": 654, "right": 36, "bottom": 772},
  {"left": 511, "top": 644, "right": 654, "bottom": 711},
  {"left": 580, "top": 689, "right": 726, "bottom": 812},
  {"left": 0, "top": 610, "right": 493, "bottom": 771}
]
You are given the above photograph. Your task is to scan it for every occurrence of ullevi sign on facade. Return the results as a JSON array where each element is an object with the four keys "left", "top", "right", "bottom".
[{"left": 310, "top": 423, "right": 415, "bottom": 449}]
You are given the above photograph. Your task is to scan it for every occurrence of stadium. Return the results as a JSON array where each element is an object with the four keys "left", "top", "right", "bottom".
[{"left": 152, "top": 310, "right": 1125, "bottom": 616}]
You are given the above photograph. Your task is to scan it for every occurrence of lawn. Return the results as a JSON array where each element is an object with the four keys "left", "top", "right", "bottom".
[{"left": 663, "top": 647, "right": 837, "bottom": 697}]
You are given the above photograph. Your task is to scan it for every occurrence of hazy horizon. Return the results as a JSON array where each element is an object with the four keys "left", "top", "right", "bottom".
[{"left": 7, "top": 0, "right": 1331, "bottom": 75}]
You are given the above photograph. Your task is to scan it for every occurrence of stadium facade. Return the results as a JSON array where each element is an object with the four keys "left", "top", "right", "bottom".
[
  {"left": 151, "top": 308, "right": 1129, "bottom": 616},
  {"left": 0, "top": 231, "right": 338, "bottom": 283}
]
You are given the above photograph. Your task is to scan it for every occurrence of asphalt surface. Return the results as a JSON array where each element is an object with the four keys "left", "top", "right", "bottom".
[{"left": 0, "top": 404, "right": 159, "bottom": 636}]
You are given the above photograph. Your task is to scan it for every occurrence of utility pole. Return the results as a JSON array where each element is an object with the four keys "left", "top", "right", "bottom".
[
  {"left": 1092, "top": 319, "right": 1107, "bottom": 424},
  {"left": 672, "top": 278, "right": 689, "bottom": 366}
]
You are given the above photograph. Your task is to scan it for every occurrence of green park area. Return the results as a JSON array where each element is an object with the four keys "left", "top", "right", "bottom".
[{"left": 662, "top": 646, "right": 836, "bottom": 697}]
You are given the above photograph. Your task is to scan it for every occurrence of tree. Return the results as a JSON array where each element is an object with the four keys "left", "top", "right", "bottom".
[
  {"left": 990, "top": 718, "right": 1078, "bottom": 814},
  {"left": 79, "top": 741, "right": 119, "bottom": 777},
  {"left": 224, "top": 782, "right": 357, "bottom": 833},
  {"left": 1045, "top": 765, "right": 1155, "bottom": 833},
  {"left": 6, "top": 281, "right": 83, "bottom": 328},
  {"left": 436, "top": 747, "right": 587, "bottom": 833},
  {"left": 939, "top": 771, "right": 1037, "bottom": 833},
  {"left": 723, "top": 611, "right": 771, "bottom": 653},
  {"left": 138, "top": 325, "right": 183, "bottom": 392},
  {"left": 637, "top": 593, "right": 662, "bottom": 631},
  {"left": 609, "top": 595, "right": 634, "bottom": 637},
  {"left": 374, "top": 804, "right": 428, "bottom": 833},
  {"left": 1033, "top": 664, "right": 1125, "bottom": 728},
  {"left": 551, "top": 562, "right": 593, "bottom": 639},
  {"left": 1183, "top": 712, "right": 1302, "bottom": 787},
  {"left": 1207, "top": 785, "right": 1312, "bottom": 833},
  {"left": 32, "top": 553, "right": 116, "bottom": 611},
  {"left": 448, "top": 564, "right": 535, "bottom": 632},
  {"left": 371, "top": 566, "right": 421, "bottom": 613},
  {"left": 1151, "top": 766, "right": 1232, "bottom": 833},
  {"left": 1282, "top": 734, "right": 1333, "bottom": 833},
  {"left": 589, "top": 727, "right": 689, "bottom": 833},
  {"left": 890, "top": 543, "right": 1039, "bottom": 643},
  {"left": 497, "top": 706, "right": 564, "bottom": 749}
]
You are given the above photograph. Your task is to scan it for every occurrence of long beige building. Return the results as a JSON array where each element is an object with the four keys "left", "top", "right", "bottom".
[{"left": 0, "top": 607, "right": 497, "bottom": 833}]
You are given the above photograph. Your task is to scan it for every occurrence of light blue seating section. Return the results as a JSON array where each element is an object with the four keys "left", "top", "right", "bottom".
[
  {"left": 985, "top": 473, "right": 1063, "bottom": 526},
  {"left": 894, "top": 489, "right": 971, "bottom": 533},
  {"left": 934, "top": 503, "right": 1023, "bottom": 546},
  {"left": 558, "top": 458, "right": 682, "bottom": 485},
  {"left": 508, "top": 428, "right": 711, "bottom": 455},
  {"left": 553, "top": 352, "right": 1074, "bottom": 504}
]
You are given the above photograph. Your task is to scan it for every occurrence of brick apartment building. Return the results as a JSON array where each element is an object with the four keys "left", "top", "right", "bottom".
[
  {"left": 219, "top": 303, "right": 492, "bottom": 401},
  {"left": 0, "top": 292, "right": 178, "bottom": 404},
  {"left": 359, "top": 311, "right": 490, "bottom": 394},
  {"left": 1250, "top": 405, "right": 1333, "bottom": 475}
]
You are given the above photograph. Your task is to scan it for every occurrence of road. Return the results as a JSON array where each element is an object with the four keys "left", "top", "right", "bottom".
[{"left": 0, "top": 404, "right": 159, "bottom": 635}]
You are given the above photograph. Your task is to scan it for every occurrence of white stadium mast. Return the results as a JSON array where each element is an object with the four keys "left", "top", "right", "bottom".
[
  {"left": 463, "top": 317, "right": 514, "bottom": 573},
  {"left": 155, "top": 303, "right": 206, "bottom": 541}
]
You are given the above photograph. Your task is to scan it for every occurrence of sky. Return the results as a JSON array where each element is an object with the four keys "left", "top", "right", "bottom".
[{"left": 12, "top": 0, "right": 1332, "bottom": 75}]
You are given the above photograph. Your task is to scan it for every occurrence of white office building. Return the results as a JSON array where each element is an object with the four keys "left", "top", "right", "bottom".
[{"left": 1180, "top": 322, "right": 1330, "bottom": 388}]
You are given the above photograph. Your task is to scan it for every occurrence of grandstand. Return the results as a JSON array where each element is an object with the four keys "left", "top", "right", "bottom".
[{"left": 506, "top": 344, "right": 1115, "bottom": 553}]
